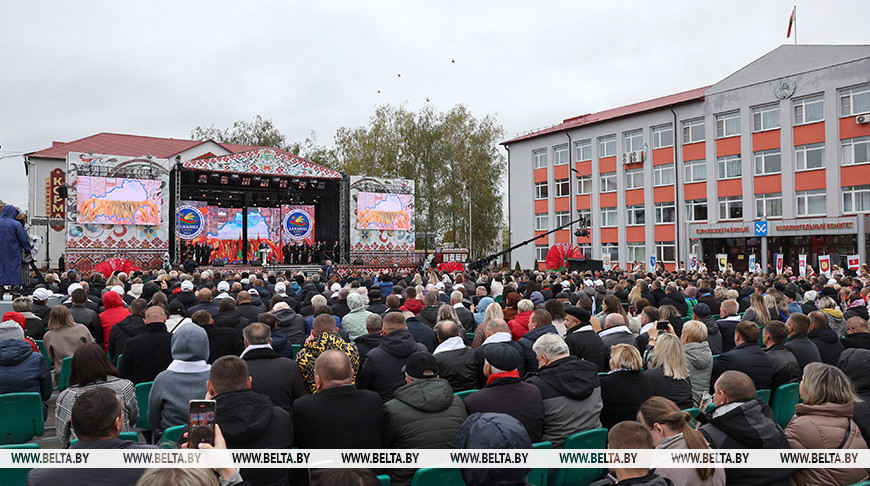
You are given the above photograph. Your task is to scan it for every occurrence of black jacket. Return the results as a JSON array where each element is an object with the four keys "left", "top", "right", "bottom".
[
  {"left": 187, "top": 301, "right": 219, "bottom": 317},
  {"left": 784, "top": 333, "right": 822, "bottom": 370},
  {"left": 331, "top": 300, "right": 351, "bottom": 319},
  {"left": 842, "top": 332, "right": 870, "bottom": 350},
  {"left": 293, "top": 384, "right": 383, "bottom": 448},
  {"left": 243, "top": 347, "right": 306, "bottom": 411},
  {"left": 716, "top": 316, "right": 741, "bottom": 353},
  {"left": 366, "top": 302, "right": 388, "bottom": 315},
  {"left": 464, "top": 374, "right": 544, "bottom": 443},
  {"left": 433, "top": 345, "right": 479, "bottom": 392},
  {"left": 354, "top": 332, "right": 383, "bottom": 367},
  {"left": 0, "top": 339, "right": 52, "bottom": 403},
  {"left": 107, "top": 314, "right": 145, "bottom": 362},
  {"left": 765, "top": 343, "right": 801, "bottom": 393},
  {"left": 844, "top": 303, "right": 869, "bottom": 321},
  {"left": 808, "top": 327, "right": 845, "bottom": 366},
  {"left": 838, "top": 348, "right": 870, "bottom": 442},
  {"left": 273, "top": 308, "right": 306, "bottom": 345},
  {"left": 454, "top": 306, "right": 476, "bottom": 333},
  {"left": 213, "top": 309, "right": 250, "bottom": 338},
  {"left": 407, "top": 318, "right": 437, "bottom": 352},
  {"left": 699, "top": 399, "right": 792, "bottom": 486},
  {"left": 215, "top": 389, "right": 293, "bottom": 486},
  {"left": 69, "top": 303, "right": 103, "bottom": 344},
  {"left": 236, "top": 302, "right": 266, "bottom": 323},
  {"left": 474, "top": 339, "right": 526, "bottom": 387},
  {"left": 202, "top": 324, "right": 243, "bottom": 364},
  {"left": 697, "top": 293, "right": 721, "bottom": 316},
  {"left": 564, "top": 325, "right": 607, "bottom": 372},
  {"left": 118, "top": 323, "right": 173, "bottom": 384},
  {"left": 599, "top": 370, "right": 655, "bottom": 429},
  {"left": 711, "top": 342, "right": 773, "bottom": 393},
  {"left": 358, "top": 329, "right": 426, "bottom": 402},
  {"left": 658, "top": 291, "right": 688, "bottom": 317},
  {"left": 698, "top": 315, "right": 722, "bottom": 355},
  {"left": 417, "top": 305, "right": 440, "bottom": 328},
  {"left": 518, "top": 324, "right": 559, "bottom": 373},
  {"left": 171, "top": 291, "right": 198, "bottom": 311},
  {"left": 644, "top": 366, "right": 693, "bottom": 410}
]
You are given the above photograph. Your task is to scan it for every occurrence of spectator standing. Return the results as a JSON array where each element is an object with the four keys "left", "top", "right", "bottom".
[
  {"left": 432, "top": 319, "right": 478, "bottom": 392},
  {"left": 188, "top": 288, "right": 219, "bottom": 317},
  {"left": 341, "top": 292, "right": 373, "bottom": 341},
  {"left": 599, "top": 312, "right": 637, "bottom": 360},
  {"left": 710, "top": 321, "right": 772, "bottom": 393},
  {"left": 148, "top": 324, "right": 211, "bottom": 431},
  {"left": 98, "top": 290, "right": 129, "bottom": 352},
  {"left": 43, "top": 305, "right": 93, "bottom": 384},
  {"left": 715, "top": 299, "right": 741, "bottom": 352},
  {"left": 807, "top": 311, "right": 845, "bottom": 366},
  {"left": 691, "top": 303, "right": 722, "bottom": 355},
  {"left": 212, "top": 298, "right": 250, "bottom": 338},
  {"left": 563, "top": 306, "right": 607, "bottom": 372},
  {"left": 416, "top": 292, "right": 441, "bottom": 328},
  {"left": 271, "top": 301, "right": 306, "bottom": 344},
  {"left": 762, "top": 321, "right": 801, "bottom": 393},
  {"left": 296, "top": 314, "right": 360, "bottom": 393},
  {"left": 354, "top": 314, "right": 384, "bottom": 366},
  {"left": 404, "top": 310, "right": 437, "bottom": 352},
  {"left": 107, "top": 298, "right": 147, "bottom": 363},
  {"left": 785, "top": 313, "right": 822, "bottom": 370},
  {"left": 190, "top": 309, "right": 242, "bottom": 364}
]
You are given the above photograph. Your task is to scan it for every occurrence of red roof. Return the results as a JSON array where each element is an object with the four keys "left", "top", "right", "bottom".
[
  {"left": 502, "top": 86, "right": 709, "bottom": 145},
  {"left": 26, "top": 132, "right": 276, "bottom": 160}
]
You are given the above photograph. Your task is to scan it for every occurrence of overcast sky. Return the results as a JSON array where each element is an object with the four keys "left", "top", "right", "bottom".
[{"left": 1, "top": 1, "right": 868, "bottom": 210}]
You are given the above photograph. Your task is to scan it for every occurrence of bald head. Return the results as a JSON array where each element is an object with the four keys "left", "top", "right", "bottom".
[
  {"left": 314, "top": 349, "right": 353, "bottom": 390},
  {"left": 237, "top": 291, "right": 251, "bottom": 304},
  {"left": 714, "top": 370, "right": 756, "bottom": 403},
  {"left": 486, "top": 318, "right": 509, "bottom": 335},
  {"left": 604, "top": 312, "right": 624, "bottom": 329},
  {"left": 435, "top": 319, "right": 460, "bottom": 342},
  {"left": 145, "top": 306, "right": 167, "bottom": 324},
  {"left": 197, "top": 287, "right": 212, "bottom": 302}
]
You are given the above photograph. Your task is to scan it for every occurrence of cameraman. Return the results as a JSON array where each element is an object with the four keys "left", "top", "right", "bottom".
[{"left": 0, "top": 204, "right": 32, "bottom": 292}]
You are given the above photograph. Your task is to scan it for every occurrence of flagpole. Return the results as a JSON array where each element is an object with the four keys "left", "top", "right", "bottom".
[{"left": 794, "top": 5, "right": 797, "bottom": 45}]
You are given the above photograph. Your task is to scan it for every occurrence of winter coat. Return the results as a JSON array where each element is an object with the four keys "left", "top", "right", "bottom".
[
  {"left": 699, "top": 399, "right": 792, "bottom": 486},
  {"left": 821, "top": 308, "right": 847, "bottom": 338},
  {"left": 118, "top": 323, "right": 173, "bottom": 385},
  {"left": 107, "top": 314, "right": 145, "bottom": 363},
  {"left": 565, "top": 324, "right": 608, "bottom": 372},
  {"left": 715, "top": 316, "right": 741, "bottom": 353},
  {"left": 508, "top": 310, "right": 533, "bottom": 341},
  {"left": 293, "top": 384, "right": 383, "bottom": 448},
  {"left": 645, "top": 366, "right": 693, "bottom": 410},
  {"left": 98, "top": 291, "right": 129, "bottom": 351},
  {"left": 235, "top": 302, "right": 265, "bottom": 323},
  {"left": 464, "top": 373, "right": 544, "bottom": 443},
  {"left": 295, "top": 330, "right": 360, "bottom": 393},
  {"left": 697, "top": 293, "right": 721, "bottom": 316},
  {"left": 454, "top": 412, "right": 533, "bottom": 486},
  {"left": 434, "top": 345, "right": 479, "bottom": 392},
  {"left": 599, "top": 370, "right": 654, "bottom": 429},
  {"left": 843, "top": 299, "right": 869, "bottom": 323},
  {"left": 171, "top": 291, "right": 198, "bottom": 311},
  {"left": 518, "top": 324, "right": 559, "bottom": 373},
  {"left": 808, "top": 327, "right": 844, "bottom": 366},
  {"left": 838, "top": 348, "right": 870, "bottom": 442},
  {"left": 212, "top": 309, "right": 250, "bottom": 338},
  {"left": 0, "top": 339, "right": 52, "bottom": 404},
  {"left": 699, "top": 316, "right": 722, "bottom": 355},
  {"left": 201, "top": 324, "right": 243, "bottom": 363},
  {"left": 243, "top": 346, "right": 306, "bottom": 411},
  {"left": 341, "top": 306, "right": 374, "bottom": 341},
  {"left": 653, "top": 433, "right": 726, "bottom": 486},
  {"left": 399, "top": 298, "right": 423, "bottom": 315},
  {"left": 684, "top": 341, "right": 713, "bottom": 407},
  {"left": 784, "top": 333, "right": 822, "bottom": 370},
  {"left": 416, "top": 305, "right": 440, "bottom": 328},
  {"left": 659, "top": 291, "right": 689, "bottom": 317},
  {"left": 525, "top": 356, "right": 602, "bottom": 447},
  {"left": 43, "top": 323, "right": 92, "bottom": 383},
  {"left": 69, "top": 303, "right": 103, "bottom": 345},
  {"left": 354, "top": 332, "right": 383, "bottom": 367},
  {"left": 474, "top": 339, "right": 526, "bottom": 387},
  {"left": 710, "top": 342, "right": 773, "bottom": 393},
  {"left": 684, "top": 297, "right": 698, "bottom": 319},
  {"left": 765, "top": 344, "right": 801, "bottom": 393},
  {"left": 785, "top": 402, "right": 869, "bottom": 486},
  {"left": 272, "top": 308, "right": 305, "bottom": 344},
  {"left": 0, "top": 205, "right": 31, "bottom": 286},
  {"left": 407, "top": 318, "right": 437, "bottom": 352},
  {"left": 599, "top": 325, "right": 637, "bottom": 359},
  {"left": 454, "top": 305, "right": 476, "bottom": 333},
  {"left": 148, "top": 325, "right": 210, "bottom": 430},
  {"left": 358, "top": 329, "right": 426, "bottom": 402},
  {"left": 842, "top": 331, "right": 870, "bottom": 350},
  {"left": 188, "top": 301, "right": 219, "bottom": 317}
]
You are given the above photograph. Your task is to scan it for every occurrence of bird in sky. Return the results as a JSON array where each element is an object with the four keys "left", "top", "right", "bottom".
[
  {"left": 451, "top": 59, "right": 455, "bottom": 63},
  {"left": 397, "top": 73, "right": 401, "bottom": 77}
]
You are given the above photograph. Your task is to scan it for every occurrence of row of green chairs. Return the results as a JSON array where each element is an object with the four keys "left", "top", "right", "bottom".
[
  {"left": 686, "top": 383, "right": 799, "bottom": 430},
  {"left": 0, "top": 393, "right": 44, "bottom": 445},
  {"left": 35, "top": 340, "right": 51, "bottom": 368},
  {"left": 0, "top": 442, "right": 39, "bottom": 486}
]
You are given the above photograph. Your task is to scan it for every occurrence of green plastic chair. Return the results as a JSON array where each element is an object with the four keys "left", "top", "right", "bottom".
[
  {"left": 58, "top": 356, "right": 73, "bottom": 391},
  {"left": 291, "top": 344, "right": 301, "bottom": 360},
  {"left": 376, "top": 474, "right": 391, "bottom": 486},
  {"left": 72, "top": 431, "right": 138, "bottom": 445},
  {"left": 711, "top": 354, "right": 720, "bottom": 365},
  {"left": 0, "top": 442, "right": 39, "bottom": 486},
  {"left": 597, "top": 372, "right": 608, "bottom": 377},
  {"left": 410, "top": 466, "right": 464, "bottom": 486},
  {"left": 756, "top": 388, "right": 771, "bottom": 405},
  {"left": 35, "top": 340, "right": 51, "bottom": 368},
  {"left": 135, "top": 381, "right": 154, "bottom": 430},
  {"left": 0, "top": 393, "right": 45, "bottom": 445},
  {"left": 117, "top": 354, "right": 123, "bottom": 367},
  {"left": 160, "top": 425, "right": 186, "bottom": 447},
  {"left": 683, "top": 407, "right": 701, "bottom": 419},
  {"left": 551, "top": 427, "right": 608, "bottom": 486},
  {"left": 466, "top": 332, "right": 475, "bottom": 341},
  {"left": 455, "top": 389, "right": 478, "bottom": 400},
  {"left": 527, "top": 441, "right": 552, "bottom": 486},
  {"left": 494, "top": 294, "right": 503, "bottom": 303},
  {"left": 846, "top": 480, "right": 870, "bottom": 486},
  {"left": 771, "top": 383, "right": 800, "bottom": 429}
]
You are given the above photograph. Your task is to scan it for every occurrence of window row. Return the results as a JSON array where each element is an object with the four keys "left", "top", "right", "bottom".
[{"left": 599, "top": 242, "right": 676, "bottom": 264}]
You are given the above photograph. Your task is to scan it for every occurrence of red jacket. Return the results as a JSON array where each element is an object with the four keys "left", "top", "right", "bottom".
[
  {"left": 508, "top": 311, "right": 533, "bottom": 341},
  {"left": 399, "top": 299, "right": 424, "bottom": 315},
  {"left": 99, "top": 291, "right": 129, "bottom": 351}
]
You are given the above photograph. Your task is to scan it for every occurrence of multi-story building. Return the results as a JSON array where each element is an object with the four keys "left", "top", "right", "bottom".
[{"left": 504, "top": 45, "right": 870, "bottom": 271}]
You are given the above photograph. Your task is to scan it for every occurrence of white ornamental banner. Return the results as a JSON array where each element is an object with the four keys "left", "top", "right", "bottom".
[
  {"left": 716, "top": 253, "right": 727, "bottom": 272},
  {"left": 847, "top": 255, "right": 860, "bottom": 271},
  {"left": 748, "top": 254, "right": 756, "bottom": 272},
  {"left": 799, "top": 254, "right": 807, "bottom": 277},
  {"left": 819, "top": 254, "right": 831, "bottom": 277},
  {"left": 775, "top": 254, "right": 784, "bottom": 274}
]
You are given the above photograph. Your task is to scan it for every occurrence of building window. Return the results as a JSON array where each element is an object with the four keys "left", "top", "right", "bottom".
[
  {"left": 575, "top": 140, "right": 592, "bottom": 161},
  {"left": 599, "top": 135, "right": 616, "bottom": 157},
  {"left": 655, "top": 201, "right": 675, "bottom": 224},
  {"left": 654, "top": 164, "right": 675, "bottom": 186},
  {"left": 717, "top": 155, "right": 742, "bottom": 179},
  {"left": 600, "top": 172, "right": 617, "bottom": 192},
  {"left": 795, "top": 143, "right": 825, "bottom": 171},
  {"left": 535, "top": 213, "right": 549, "bottom": 231},
  {"left": 684, "top": 159, "right": 706, "bottom": 183},
  {"left": 625, "top": 168, "right": 645, "bottom": 190},
  {"left": 576, "top": 244, "right": 591, "bottom": 256},
  {"left": 752, "top": 103, "right": 780, "bottom": 132},
  {"left": 555, "top": 210, "right": 571, "bottom": 227},
  {"left": 682, "top": 118, "right": 705, "bottom": 144},
  {"left": 535, "top": 244, "right": 549, "bottom": 262},
  {"left": 577, "top": 208, "right": 591, "bottom": 224},
  {"left": 841, "top": 136, "right": 870, "bottom": 165},
  {"left": 534, "top": 181, "right": 548, "bottom": 200},
  {"left": 533, "top": 149, "right": 548, "bottom": 169},
  {"left": 554, "top": 178, "right": 570, "bottom": 198},
  {"left": 794, "top": 94, "right": 824, "bottom": 125},
  {"left": 686, "top": 199, "right": 708, "bottom": 222},
  {"left": 719, "top": 196, "right": 743, "bottom": 220},
  {"left": 716, "top": 111, "right": 740, "bottom": 138},
  {"left": 656, "top": 241, "right": 676, "bottom": 263},
  {"left": 601, "top": 244, "right": 619, "bottom": 262},
  {"left": 755, "top": 192, "right": 783, "bottom": 219},
  {"left": 627, "top": 242, "right": 646, "bottom": 263},
  {"left": 840, "top": 84, "right": 870, "bottom": 117},
  {"left": 796, "top": 190, "right": 826, "bottom": 216},
  {"left": 553, "top": 144, "right": 569, "bottom": 166},
  {"left": 754, "top": 149, "right": 781, "bottom": 175},
  {"left": 652, "top": 124, "right": 674, "bottom": 149},
  {"left": 601, "top": 207, "right": 618, "bottom": 227},
  {"left": 843, "top": 185, "right": 870, "bottom": 213},
  {"left": 627, "top": 205, "right": 646, "bottom": 226},
  {"left": 624, "top": 129, "right": 644, "bottom": 153},
  {"left": 576, "top": 175, "right": 592, "bottom": 194}
]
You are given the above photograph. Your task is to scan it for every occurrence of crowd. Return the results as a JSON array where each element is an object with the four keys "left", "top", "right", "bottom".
[{"left": 1, "top": 260, "right": 869, "bottom": 485}]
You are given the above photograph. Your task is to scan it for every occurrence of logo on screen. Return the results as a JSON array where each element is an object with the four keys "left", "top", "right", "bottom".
[
  {"left": 177, "top": 206, "right": 204, "bottom": 239},
  {"left": 283, "top": 209, "right": 312, "bottom": 240}
]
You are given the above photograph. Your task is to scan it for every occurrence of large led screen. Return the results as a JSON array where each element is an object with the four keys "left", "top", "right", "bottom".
[
  {"left": 356, "top": 191, "right": 413, "bottom": 231},
  {"left": 77, "top": 176, "right": 162, "bottom": 225}
]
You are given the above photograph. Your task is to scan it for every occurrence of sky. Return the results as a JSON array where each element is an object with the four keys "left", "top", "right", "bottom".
[{"left": 1, "top": 1, "right": 868, "bottom": 211}]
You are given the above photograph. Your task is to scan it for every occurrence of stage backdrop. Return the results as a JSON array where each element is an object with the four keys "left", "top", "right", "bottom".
[
  {"left": 65, "top": 152, "right": 171, "bottom": 272},
  {"left": 348, "top": 176, "right": 415, "bottom": 266}
]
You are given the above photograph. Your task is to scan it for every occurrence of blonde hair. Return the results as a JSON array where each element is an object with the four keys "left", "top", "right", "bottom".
[
  {"left": 651, "top": 334, "right": 690, "bottom": 380},
  {"left": 800, "top": 362, "right": 860, "bottom": 406},
  {"left": 610, "top": 343, "right": 643, "bottom": 371},
  {"left": 47, "top": 305, "right": 77, "bottom": 331},
  {"left": 437, "top": 304, "right": 459, "bottom": 323},
  {"left": 484, "top": 302, "right": 504, "bottom": 322},
  {"left": 628, "top": 286, "right": 642, "bottom": 305},
  {"left": 749, "top": 293, "right": 771, "bottom": 325},
  {"left": 681, "top": 320, "right": 708, "bottom": 343},
  {"left": 517, "top": 299, "right": 535, "bottom": 313}
]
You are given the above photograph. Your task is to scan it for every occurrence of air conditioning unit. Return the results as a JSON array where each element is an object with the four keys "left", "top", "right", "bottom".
[
  {"left": 622, "top": 150, "right": 645, "bottom": 164},
  {"left": 857, "top": 114, "right": 870, "bottom": 125}
]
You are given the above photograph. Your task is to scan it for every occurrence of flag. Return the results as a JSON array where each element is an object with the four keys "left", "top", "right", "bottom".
[
  {"left": 716, "top": 254, "right": 727, "bottom": 272},
  {"left": 690, "top": 255, "right": 698, "bottom": 270},
  {"left": 775, "top": 254, "right": 784, "bottom": 274},
  {"left": 799, "top": 254, "right": 807, "bottom": 277},
  {"left": 787, "top": 7, "right": 796, "bottom": 38},
  {"left": 649, "top": 255, "right": 657, "bottom": 271},
  {"left": 748, "top": 254, "right": 756, "bottom": 272},
  {"left": 848, "top": 255, "right": 860, "bottom": 271},
  {"left": 819, "top": 254, "right": 831, "bottom": 277}
]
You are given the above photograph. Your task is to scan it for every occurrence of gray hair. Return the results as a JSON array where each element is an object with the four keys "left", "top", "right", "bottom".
[
  {"left": 604, "top": 312, "right": 624, "bottom": 329},
  {"left": 450, "top": 290, "right": 463, "bottom": 303},
  {"left": 243, "top": 322, "right": 271, "bottom": 345},
  {"left": 532, "top": 333, "right": 569, "bottom": 360},
  {"left": 517, "top": 299, "right": 534, "bottom": 313},
  {"left": 311, "top": 295, "right": 327, "bottom": 308}
]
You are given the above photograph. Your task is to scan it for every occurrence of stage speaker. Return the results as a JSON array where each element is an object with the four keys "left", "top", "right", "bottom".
[
  {"left": 568, "top": 258, "right": 603, "bottom": 273},
  {"left": 212, "top": 261, "right": 225, "bottom": 267},
  {"left": 353, "top": 259, "right": 365, "bottom": 265},
  {"left": 251, "top": 259, "right": 262, "bottom": 266}
]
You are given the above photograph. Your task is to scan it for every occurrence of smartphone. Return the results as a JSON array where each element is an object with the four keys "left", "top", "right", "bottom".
[
  {"left": 699, "top": 392, "right": 713, "bottom": 412},
  {"left": 188, "top": 400, "right": 216, "bottom": 446},
  {"left": 656, "top": 321, "right": 669, "bottom": 331},
  {"left": 627, "top": 305, "right": 635, "bottom": 316}
]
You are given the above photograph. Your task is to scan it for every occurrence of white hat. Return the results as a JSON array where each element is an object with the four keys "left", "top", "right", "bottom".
[
  {"left": 181, "top": 280, "right": 194, "bottom": 291},
  {"left": 275, "top": 282, "right": 286, "bottom": 293},
  {"left": 331, "top": 283, "right": 341, "bottom": 292},
  {"left": 248, "top": 288, "right": 259, "bottom": 296},
  {"left": 0, "top": 321, "right": 24, "bottom": 341},
  {"left": 111, "top": 285, "right": 125, "bottom": 296},
  {"left": 435, "top": 282, "right": 445, "bottom": 290},
  {"left": 217, "top": 281, "right": 230, "bottom": 292},
  {"left": 67, "top": 283, "right": 83, "bottom": 296},
  {"left": 32, "top": 288, "right": 52, "bottom": 301}
]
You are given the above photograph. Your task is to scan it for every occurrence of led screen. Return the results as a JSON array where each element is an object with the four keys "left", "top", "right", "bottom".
[
  {"left": 356, "top": 191, "right": 413, "bottom": 231},
  {"left": 76, "top": 176, "right": 162, "bottom": 225}
]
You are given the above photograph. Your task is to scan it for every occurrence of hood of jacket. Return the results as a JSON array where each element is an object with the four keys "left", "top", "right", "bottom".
[
  {"left": 171, "top": 323, "right": 209, "bottom": 362},
  {"left": 702, "top": 316, "right": 719, "bottom": 336},
  {"left": 822, "top": 308, "right": 844, "bottom": 319},
  {"left": 354, "top": 332, "right": 382, "bottom": 348},
  {"left": 0, "top": 205, "right": 19, "bottom": 219},
  {"left": 707, "top": 399, "right": 784, "bottom": 448},
  {"left": 273, "top": 308, "right": 300, "bottom": 326},
  {"left": 664, "top": 291, "right": 686, "bottom": 303},
  {"left": 838, "top": 348, "right": 870, "bottom": 397},
  {"left": 378, "top": 329, "right": 421, "bottom": 359},
  {"left": 794, "top": 401, "right": 854, "bottom": 419},
  {"left": 531, "top": 356, "right": 599, "bottom": 400},
  {"left": 808, "top": 327, "right": 839, "bottom": 344},
  {"left": 102, "top": 290, "right": 125, "bottom": 309},
  {"left": 0, "top": 339, "right": 34, "bottom": 366},
  {"left": 683, "top": 341, "right": 713, "bottom": 368},
  {"left": 393, "top": 377, "right": 455, "bottom": 412},
  {"left": 215, "top": 389, "right": 278, "bottom": 444}
]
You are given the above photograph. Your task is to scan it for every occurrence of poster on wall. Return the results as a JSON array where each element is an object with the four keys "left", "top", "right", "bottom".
[
  {"left": 281, "top": 205, "right": 315, "bottom": 245},
  {"left": 177, "top": 201, "right": 206, "bottom": 241},
  {"left": 847, "top": 255, "right": 860, "bottom": 271},
  {"left": 748, "top": 254, "right": 756, "bottom": 272},
  {"left": 775, "top": 254, "right": 784, "bottom": 274}
]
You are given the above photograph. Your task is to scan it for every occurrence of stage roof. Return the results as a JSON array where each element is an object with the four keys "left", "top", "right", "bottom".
[{"left": 182, "top": 148, "right": 343, "bottom": 180}]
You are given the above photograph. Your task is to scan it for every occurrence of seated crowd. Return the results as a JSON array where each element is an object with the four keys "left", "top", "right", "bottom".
[{"left": 1, "top": 263, "right": 869, "bottom": 486}]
